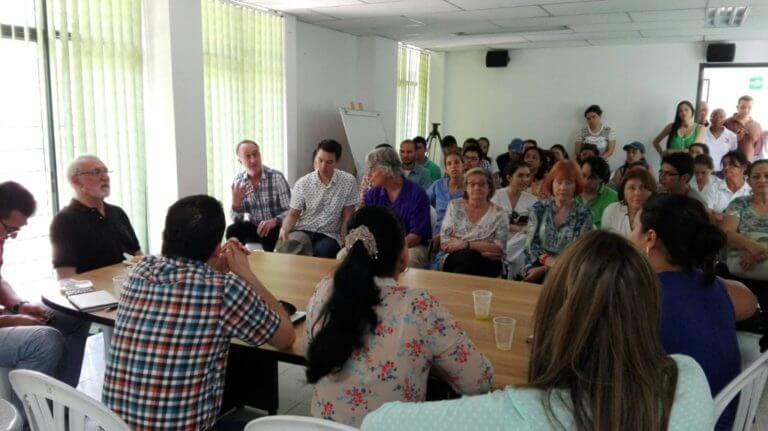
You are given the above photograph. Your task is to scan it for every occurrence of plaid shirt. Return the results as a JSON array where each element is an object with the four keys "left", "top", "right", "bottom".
[
  {"left": 103, "top": 255, "right": 281, "bottom": 431},
  {"left": 231, "top": 166, "right": 291, "bottom": 223}
]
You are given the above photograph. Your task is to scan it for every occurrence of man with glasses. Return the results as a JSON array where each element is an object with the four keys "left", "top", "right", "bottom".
[
  {"left": 659, "top": 152, "right": 707, "bottom": 205},
  {"left": 50, "top": 155, "right": 141, "bottom": 279},
  {"left": 0, "top": 182, "right": 88, "bottom": 418},
  {"left": 577, "top": 157, "right": 617, "bottom": 228}
]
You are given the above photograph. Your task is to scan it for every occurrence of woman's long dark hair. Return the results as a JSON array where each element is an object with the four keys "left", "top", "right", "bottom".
[
  {"left": 639, "top": 194, "right": 725, "bottom": 284},
  {"left": 523, "top": 147, "right": 550, "bottom": 180},
  {"left": 305, "top": 206, "right": 405, "bottom": 383},
  {"left": 666, "top": 100, "right": 695, "bottom": 148}
]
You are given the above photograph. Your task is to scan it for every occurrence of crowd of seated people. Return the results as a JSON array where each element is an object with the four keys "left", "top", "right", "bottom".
[{"left": 2, "top": 93, "right": 766, "bottom": 430}]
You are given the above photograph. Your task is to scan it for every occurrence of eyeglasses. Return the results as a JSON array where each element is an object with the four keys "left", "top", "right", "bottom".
[
  {"left": 658, "top": 170, "right": 680, "bottom": 178},
  {"left": 77, "top": 168, "right": 112, "bottom": 177},
  {"left": 0, "top": 219, "right": 20, "bottom": 239}
]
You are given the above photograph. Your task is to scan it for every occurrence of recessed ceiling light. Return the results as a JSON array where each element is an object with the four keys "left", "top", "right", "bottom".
[{"left": 707, "top": 6, "right": 749, "bottom": 27}]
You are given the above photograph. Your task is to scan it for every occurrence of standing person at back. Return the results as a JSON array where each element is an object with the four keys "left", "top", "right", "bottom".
[
  {"left": 575, "top": 104, "right": 616, "bottom": 159},
  {"left": 362, "top": 231, "right": 714, "bottom": 431},
  {"left": 413, "top": 136, "right": 442, "bottom": 184},
  {"left": 704, "top": 108, "right": 738, "bottom": 169},
  {"left": 228, "top": 139, "right": 291, "bottom": 252},
  {"left": 277, "top": 139, "right": 358, "bottom": 258},
  {"left": 103, "top": 195, "right": 295, "bottom": 431},
  {"left": 653, "top": 100, "right": 705, "bottom": 155},
  {"left": 725, "top": 95, "right": 763, "bottom": 161}
]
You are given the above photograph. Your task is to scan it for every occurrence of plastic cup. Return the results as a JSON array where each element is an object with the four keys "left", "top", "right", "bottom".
[
  {"left": 494, "top": 316, "right": 517, "bottom": 351},
  {"left": 472, "top": 290, "right": 492, "bottom": 320},
  {"left": 112, "top": 275, "right": 127, "bottom": 296}
]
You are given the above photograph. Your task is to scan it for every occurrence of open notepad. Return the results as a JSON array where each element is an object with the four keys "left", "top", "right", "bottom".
[{"left": 67, "top": 290, "right": 118, "bottom": 312}]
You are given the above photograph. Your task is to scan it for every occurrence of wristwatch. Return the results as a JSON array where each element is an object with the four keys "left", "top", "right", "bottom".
[{"left": 11, "top": 300, "right": 29, "bottom": 314}]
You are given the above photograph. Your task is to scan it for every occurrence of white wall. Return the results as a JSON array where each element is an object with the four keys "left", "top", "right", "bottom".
[
  {"left": 143, "top": 0, "right": 207, "bottom": 253},
  {"left": 438, "top": 41, "right": 768, "bottom": 170},
  {"left": 357, "top": 36, "right": 398, "bottom": 144},
  {"left": 291, "top": 22, "right": 397, "bottom": 179}
]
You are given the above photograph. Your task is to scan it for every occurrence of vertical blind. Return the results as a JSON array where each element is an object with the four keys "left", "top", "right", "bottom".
[
  {"left": 39, "top": 0, "right": 148, "bottom": 247},
  {"left": 396, "top": 43, "right": 430, "bottom": 144},
  {"left": 202, "top": 0, "right": 285, "bottom": 214}
]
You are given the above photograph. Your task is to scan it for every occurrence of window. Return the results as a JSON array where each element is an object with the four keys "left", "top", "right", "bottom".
[
  {"left": 0, "top": 0, "right": 147, "bottom": 293},
  {"left": 396, "top": 44, "right": 430, "bottom": 144},
  {"left": 43, "top": 0, "right": 148, "bottom": 247},
  {"left": 0, "top": 1, "right": 54, "bottom": 288},
  {"left": 202, "top": 0, "right": 286, "bottom": 214}
]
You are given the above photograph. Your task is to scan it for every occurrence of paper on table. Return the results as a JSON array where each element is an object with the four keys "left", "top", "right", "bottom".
[{"left": 67, "top": 290, "right": 118, "bottom": 312}]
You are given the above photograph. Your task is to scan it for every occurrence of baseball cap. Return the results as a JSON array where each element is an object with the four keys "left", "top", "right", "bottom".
[
  {"left": 622, "top": 141, "right": 646, "bottom": 154},
  {"left": 508, "top": 138, "right": 524, "bottom": 153}
]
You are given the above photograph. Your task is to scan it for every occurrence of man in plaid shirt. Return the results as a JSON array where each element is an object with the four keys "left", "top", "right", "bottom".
[
  {"left": 103, "top": 195, "right": 295, "bottom": 430},
  {"left": 227, "top": 139, "right": 291, "bottom": 252}
]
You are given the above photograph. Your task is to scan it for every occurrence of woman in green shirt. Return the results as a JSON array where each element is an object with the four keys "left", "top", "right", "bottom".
[
  {"left": 362, "top": 231, "right": 714, "bottom": 431},
  {"left": 653, "top": 100, "right": 706, "bottom": 155}
]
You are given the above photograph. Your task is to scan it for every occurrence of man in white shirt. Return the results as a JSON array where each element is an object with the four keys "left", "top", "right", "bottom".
[
  {"left": 276, "top": 139, "right": 358, "bottom": 258},
  {"left": 704, "top": 108, "right": 738, "bottom": 170}
]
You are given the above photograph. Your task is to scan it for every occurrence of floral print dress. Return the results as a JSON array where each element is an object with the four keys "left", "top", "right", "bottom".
[{"left": 305, "top": 276, "right": 493, "bottom": 427}]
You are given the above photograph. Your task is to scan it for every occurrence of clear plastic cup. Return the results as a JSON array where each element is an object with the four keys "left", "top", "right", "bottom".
[
  {"left": 494, "top": 316, "right": 517, "bottom": 351},
  {"left": 472, "top": 290, "right": 492, "bottom": 320},
  {"left": 112, "top": 275, "right": 127, "bottom": 296}
]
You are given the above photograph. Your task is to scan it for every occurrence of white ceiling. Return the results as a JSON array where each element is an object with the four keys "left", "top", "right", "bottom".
[{"left": 243, "top": 0, "right": 768, "bottom": 50}]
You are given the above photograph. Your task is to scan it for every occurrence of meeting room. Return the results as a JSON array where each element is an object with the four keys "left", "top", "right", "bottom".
[{"left": 1, "top": 0, "right": 768, "bottom": 430}]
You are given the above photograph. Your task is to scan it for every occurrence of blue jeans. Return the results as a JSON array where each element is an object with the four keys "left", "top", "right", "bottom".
[{"left": 0, "top": 325, "right": 64, "bottom": 422}]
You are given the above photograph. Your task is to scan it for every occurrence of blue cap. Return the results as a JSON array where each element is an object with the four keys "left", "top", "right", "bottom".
[
  {"left": 508, "top": 138, "right": 524, "bottom": 153},
  {"left": 623, "top": 141, "right": 646, "bottom": 154}
]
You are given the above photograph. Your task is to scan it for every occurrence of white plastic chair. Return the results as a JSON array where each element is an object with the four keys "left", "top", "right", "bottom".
[
  {"left": 9, "top": 370, "right": 130, "bottom": 431},
  {"left": 0, "top": 399, "right": 20, "bottom": 431},
  {"left": 714, "top": 349, "right": 768, "bottom": 431},
  {"left": 244, "top": 415, "right": 359, "bottom": 431}
]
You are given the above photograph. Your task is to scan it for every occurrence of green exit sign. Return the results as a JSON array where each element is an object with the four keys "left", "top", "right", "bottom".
[{"left": 750, "top": 76, "right": 764, "bottom": 90}]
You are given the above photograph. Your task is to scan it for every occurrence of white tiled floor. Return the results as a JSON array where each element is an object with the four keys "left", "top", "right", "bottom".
[{"left": 77, "top": 332, "right": 768, "bottom": 429}]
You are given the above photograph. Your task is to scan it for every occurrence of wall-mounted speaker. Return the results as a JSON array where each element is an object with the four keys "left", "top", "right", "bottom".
[
  {"left": 486, "top": 50, "right": 509, "bottom": 68},
  {"left": 706, "top": 43, "right": 735, "bottom": 62}
]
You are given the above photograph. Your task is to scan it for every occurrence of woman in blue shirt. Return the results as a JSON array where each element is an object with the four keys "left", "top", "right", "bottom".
[
  {"left": 426, "top": 150, "right": 464, "bottom": 237},
  {"left": 630, "top": 194, "right": 757, "bottom": 431},
  {"left": 362, "top": 230, "right": 714, "bottom": 431}
]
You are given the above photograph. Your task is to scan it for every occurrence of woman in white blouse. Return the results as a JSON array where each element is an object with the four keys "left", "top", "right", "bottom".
[
  {"left": 437, "top": 168, "right": 508, "bottom": 278},
  {"left": 601, "top": 167, "right": 656, "bottom": 237},
  {"left": 491, "top": 160, "right": 539, "bottom": 278},
  {"left": 707, "top": 151, "right": 751, "bottom": 216}
]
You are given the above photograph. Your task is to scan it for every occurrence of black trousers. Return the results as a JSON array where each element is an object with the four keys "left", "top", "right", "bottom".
[
  {"left": 442, "top": 249, "right": 503, "bottom": 278},
  {"left": 225, "top": 220, "right": 280, "bottom": 252},
  {"left": 717, "top": 263, "right": 768, "bottom": 351}
]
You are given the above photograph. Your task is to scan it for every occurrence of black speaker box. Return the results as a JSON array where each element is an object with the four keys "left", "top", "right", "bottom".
[
  {"left": 706, "top": 43, "right": 735, "bottom": 62},
  {"left": 486, "top": 50, "right": 509, "bottom": 68}
]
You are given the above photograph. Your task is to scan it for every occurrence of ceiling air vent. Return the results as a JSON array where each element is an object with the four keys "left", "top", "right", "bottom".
[{"left": 707, "top": 6, "right": 749, "bottom": 27}]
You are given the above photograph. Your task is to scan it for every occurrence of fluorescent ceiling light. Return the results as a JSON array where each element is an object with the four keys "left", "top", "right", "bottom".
[{"left": 707, "top": 6, "right": 749, "bottom": 27}]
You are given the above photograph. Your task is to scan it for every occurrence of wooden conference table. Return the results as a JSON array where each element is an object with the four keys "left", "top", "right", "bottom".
[{"left": 42, "top": 253, "right": 541, "bottom": 410}]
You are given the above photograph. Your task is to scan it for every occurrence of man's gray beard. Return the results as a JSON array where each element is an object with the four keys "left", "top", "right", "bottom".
[{"left": 402, "top": 162, "right": 415, "bottom": 170}]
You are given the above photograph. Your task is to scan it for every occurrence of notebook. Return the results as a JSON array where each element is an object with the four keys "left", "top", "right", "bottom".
[{"left": 67, "top": 290, "right": 118, "bottom": 312}]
